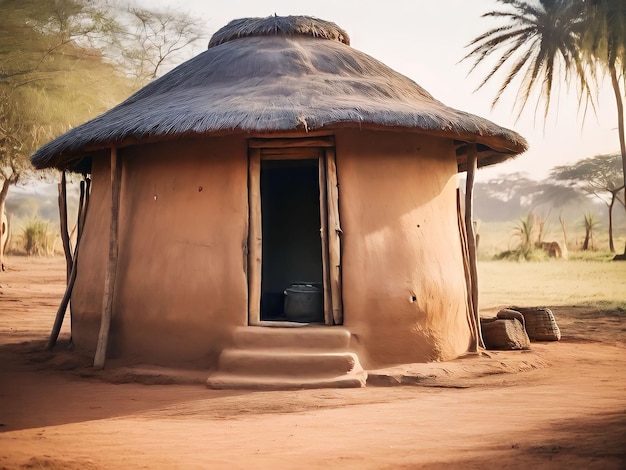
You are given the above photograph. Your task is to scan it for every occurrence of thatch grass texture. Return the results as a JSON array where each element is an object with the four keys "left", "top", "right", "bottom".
[
  {"left": 208, "top": 15, "right": 350, "bottom": 48},
  {"left": 31, "top": 15, "right": 527, "bottom": 172}
]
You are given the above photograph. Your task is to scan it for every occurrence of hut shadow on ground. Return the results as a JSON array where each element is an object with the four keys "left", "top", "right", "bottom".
[
  {"left": 0, "top": 339, "right": 242, "bottom": 432},
  {"left": 0, "top": 334, "right": 544, "bottom": 432}
]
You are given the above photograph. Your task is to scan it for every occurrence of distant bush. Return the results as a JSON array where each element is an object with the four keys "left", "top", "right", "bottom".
[
  {"left": 494, "top": 213, "right": 550, "bottom": 261},
  {"left": 20, "top": 218, "right": 58, "bottom": 256},
  {"left": 494, "top": 248, "right": 548, "bottom": 262}
]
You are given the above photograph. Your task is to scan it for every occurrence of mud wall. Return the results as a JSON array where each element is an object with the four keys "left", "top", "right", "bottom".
[
  {"left": 72, "top": 130, "right": 471, "bottom": 368},
  {"left": 335, "top": 129, "right": 471, "bottom": 366},
  {"left": 71, "top": 136, "right": 249, "bottom": 367}
]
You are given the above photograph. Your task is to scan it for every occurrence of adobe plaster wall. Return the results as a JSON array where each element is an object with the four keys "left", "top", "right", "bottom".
[
  {"left": 71, "top": 130, "right": 471, "bottom": 369},
  {"left": 71, "top": 136, "right": 249, "bottom": 367},
  {"left": 336, "top": 129, "right": 471, "bottom": 366}
]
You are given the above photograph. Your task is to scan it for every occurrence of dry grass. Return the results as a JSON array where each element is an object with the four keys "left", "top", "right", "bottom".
[
  {"left": 5, "top": 217, "right": 62, "bottom": 256},
  {"left": 477, "top": 219, "right": 625, "bottom": 261},
  {"left": 478, "top": 260, "right": 626, "bottom": 311}
]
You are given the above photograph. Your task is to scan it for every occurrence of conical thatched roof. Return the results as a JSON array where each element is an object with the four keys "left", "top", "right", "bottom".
[{"left": 31, "top": 15, "right": 527, "bottom": 172}]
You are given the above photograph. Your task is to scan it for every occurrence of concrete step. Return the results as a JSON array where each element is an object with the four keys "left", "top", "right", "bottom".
[
  {"left": 206, "top": 371, "right": 367, "bottom": 390},
  {"left": 232, "top": 326, "right": 351, "bottom": 350},
  {"left": 218, "top": 348, "right": 362, "bottom": 376}
]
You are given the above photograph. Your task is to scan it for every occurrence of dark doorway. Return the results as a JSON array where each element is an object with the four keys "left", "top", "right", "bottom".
[{"left": 260, "top": 159, "right": 323, "bottom": 321}]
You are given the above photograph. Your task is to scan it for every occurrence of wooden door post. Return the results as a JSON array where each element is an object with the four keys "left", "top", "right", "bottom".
[
  {"left": 325, "top": 148, "right": 343, "bottom": 325},
  {"left": 318, "top": 152, "right": 333, "bottom": 325},
  {"left": 248, "top": 148, "right": 262, "bottom": 325}
]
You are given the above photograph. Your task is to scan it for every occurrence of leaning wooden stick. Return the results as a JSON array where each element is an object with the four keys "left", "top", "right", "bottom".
[
  {"left": 464, "top": 143, "right": 484, "bottom": 349},
  {"left": 47, "top": 176, "right": 89, "bottom": 350},
  {"left": 58, "top": 171, "right": 72, "bottom": 282},
  {"left": 457, "top": 189, "right": 479, "bottom": 352}
]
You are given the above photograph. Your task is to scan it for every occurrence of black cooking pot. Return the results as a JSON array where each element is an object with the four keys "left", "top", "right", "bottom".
[{"left": 283, "top": 283, "right": 323, "bottom": 323}]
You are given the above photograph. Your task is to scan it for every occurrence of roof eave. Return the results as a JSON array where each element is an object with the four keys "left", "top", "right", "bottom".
[{"left": 31, "top": 122, "right": 526, "bottom": 174}]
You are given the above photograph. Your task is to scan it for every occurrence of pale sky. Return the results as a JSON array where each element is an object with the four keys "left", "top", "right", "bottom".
[{"left": 140, "top": 0, "right": 621, "bottom": 182}]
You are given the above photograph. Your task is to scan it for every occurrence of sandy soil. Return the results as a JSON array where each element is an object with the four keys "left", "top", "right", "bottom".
[{"left": 0, "top": 256, "right": 625, "bottom": 469}]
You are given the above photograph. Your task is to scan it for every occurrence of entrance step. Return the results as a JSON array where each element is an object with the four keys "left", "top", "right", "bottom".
[
  {"left": 206, "top": 372, "right": 365, "bottom": 390},
  {"left": 206, "top": 326, "right": 366, "bottom": 390},
  {"left": 232, "top": 325, "right": 351, "bottom": 350},
  {"left": 218, "top": 349, "right": 360, "bottom": 376}
]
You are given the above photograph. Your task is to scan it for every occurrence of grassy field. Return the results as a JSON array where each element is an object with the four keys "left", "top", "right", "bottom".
[
  {"left": 477, "top": 220, "right": 626, "bottom": 261},
  {"left": 478, "top": 259, "right": 626, "bottom": 311}
]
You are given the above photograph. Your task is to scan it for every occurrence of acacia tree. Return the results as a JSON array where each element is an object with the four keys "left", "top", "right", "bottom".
[
  {"left": 474, "top": 171, "right": 582, "bottom": 222},
  {"left": 0, "top": 0, "right": 206, "bottom": 269},
  {"left": 463, "top": 0, "right": 626, "bottom": 252},
  {"left": 550, "top": 153, "right": 624, "bottom": 251},
  {"left": 110, "top": 6, "right": 205, "bottom": 82},
  {"left": 0, "top": 88, "right": 39, "bottom": 269},
  {"left": 0, "top": 0, "right": 128, "bottom": 269}
]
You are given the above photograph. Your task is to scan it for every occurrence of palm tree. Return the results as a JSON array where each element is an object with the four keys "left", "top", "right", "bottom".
[
  {"left": 463, "top": 0, "right": 626, "bottom": 252},
  {"left": 511, "top": 213, "right": 536, "bottom": 258},
  {"left": 462, "top": 0, "right": 591, "bottom": 119},
  {"left": 578, "top": 0, "right": 626, "bottom": 206}
]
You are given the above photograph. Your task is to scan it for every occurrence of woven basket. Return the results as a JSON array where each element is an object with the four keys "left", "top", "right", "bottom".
[{"left": 511, "top": 307, "right": 561, "bottom": 341}]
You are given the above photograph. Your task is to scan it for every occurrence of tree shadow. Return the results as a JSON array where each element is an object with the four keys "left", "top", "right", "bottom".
[{"left": 387, "top": 411, "right": 626, "bottom": 469}]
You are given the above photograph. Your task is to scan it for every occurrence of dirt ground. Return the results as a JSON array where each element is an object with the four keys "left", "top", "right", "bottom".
[{"left": 0, "top": 256, "right": 625, "bottom": 469}]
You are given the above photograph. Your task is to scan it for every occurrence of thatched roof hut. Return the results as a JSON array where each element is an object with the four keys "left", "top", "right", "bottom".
[
  {"left": 32, "top": 16, "right": 525, "bottom": 172},
  {"left": 34, "top": 16, "right": 526, "bottom": 389}
]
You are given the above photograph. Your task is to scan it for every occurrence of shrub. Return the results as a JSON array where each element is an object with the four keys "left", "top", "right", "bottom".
[
  {"left": 21, "top": 218, "right": 57, "bottom": 256},
  {"left": 494, "top": 248, "right": 548, "bottom": 262}
]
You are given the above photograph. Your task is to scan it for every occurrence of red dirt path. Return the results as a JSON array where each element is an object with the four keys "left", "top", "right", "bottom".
[{"left": 0, "top": 256, "right": 624, "bottom": 469}]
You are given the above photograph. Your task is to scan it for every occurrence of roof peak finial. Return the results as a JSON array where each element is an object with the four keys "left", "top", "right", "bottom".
[{"left": 208, "top": 15, "right": 350, "bottom": 49}]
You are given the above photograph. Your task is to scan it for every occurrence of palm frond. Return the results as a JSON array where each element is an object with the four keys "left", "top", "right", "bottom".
[
  {"left": 494, "top": 43, "right": 537, "bottom": 111},
  {"left": 462, "top": 0, "right": 595, "bottom": 122}
]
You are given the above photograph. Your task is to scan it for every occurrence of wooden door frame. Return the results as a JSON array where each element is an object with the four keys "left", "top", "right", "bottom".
[{"left": 247, "top": 137, "right": 342, "bottom": 326}]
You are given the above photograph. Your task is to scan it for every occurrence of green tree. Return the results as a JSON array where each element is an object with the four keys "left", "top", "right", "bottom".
[
  {"left": 0, "top": 0, "right": 206, "bottom": 269},
  {"left": 0, "top": 0, "right": 134, "bottom": 269},
  {"left": 463, "top": 0, "right": 626, "bottom": 251},
  {"left": 550, "top": 153, "right": 624, "bottom": 252}
]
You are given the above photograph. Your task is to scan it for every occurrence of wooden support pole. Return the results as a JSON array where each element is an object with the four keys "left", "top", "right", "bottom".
[
  {"left": 457, "top": 189, "right": 478, "bottom": 351},
  {"left": 47, "top": 176, "right": 91, "bottom": 350},
  {"left": 94, "top": 148, "right": 122, "bottom": 369},
  {"left": 464, "top": 143, "right": 484, "bottom": 350},
  {"left": 80, "top": 178, "right": 91, "bottom": 244},
  {"left": 325, "top": 148, "right": 343, "bottom": 325},
  {"left": 247, "top": 148, "right": 262, "bottom": 325},
  {"left": 58, "top": 171, "right": 72, "bottom": 282}
]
